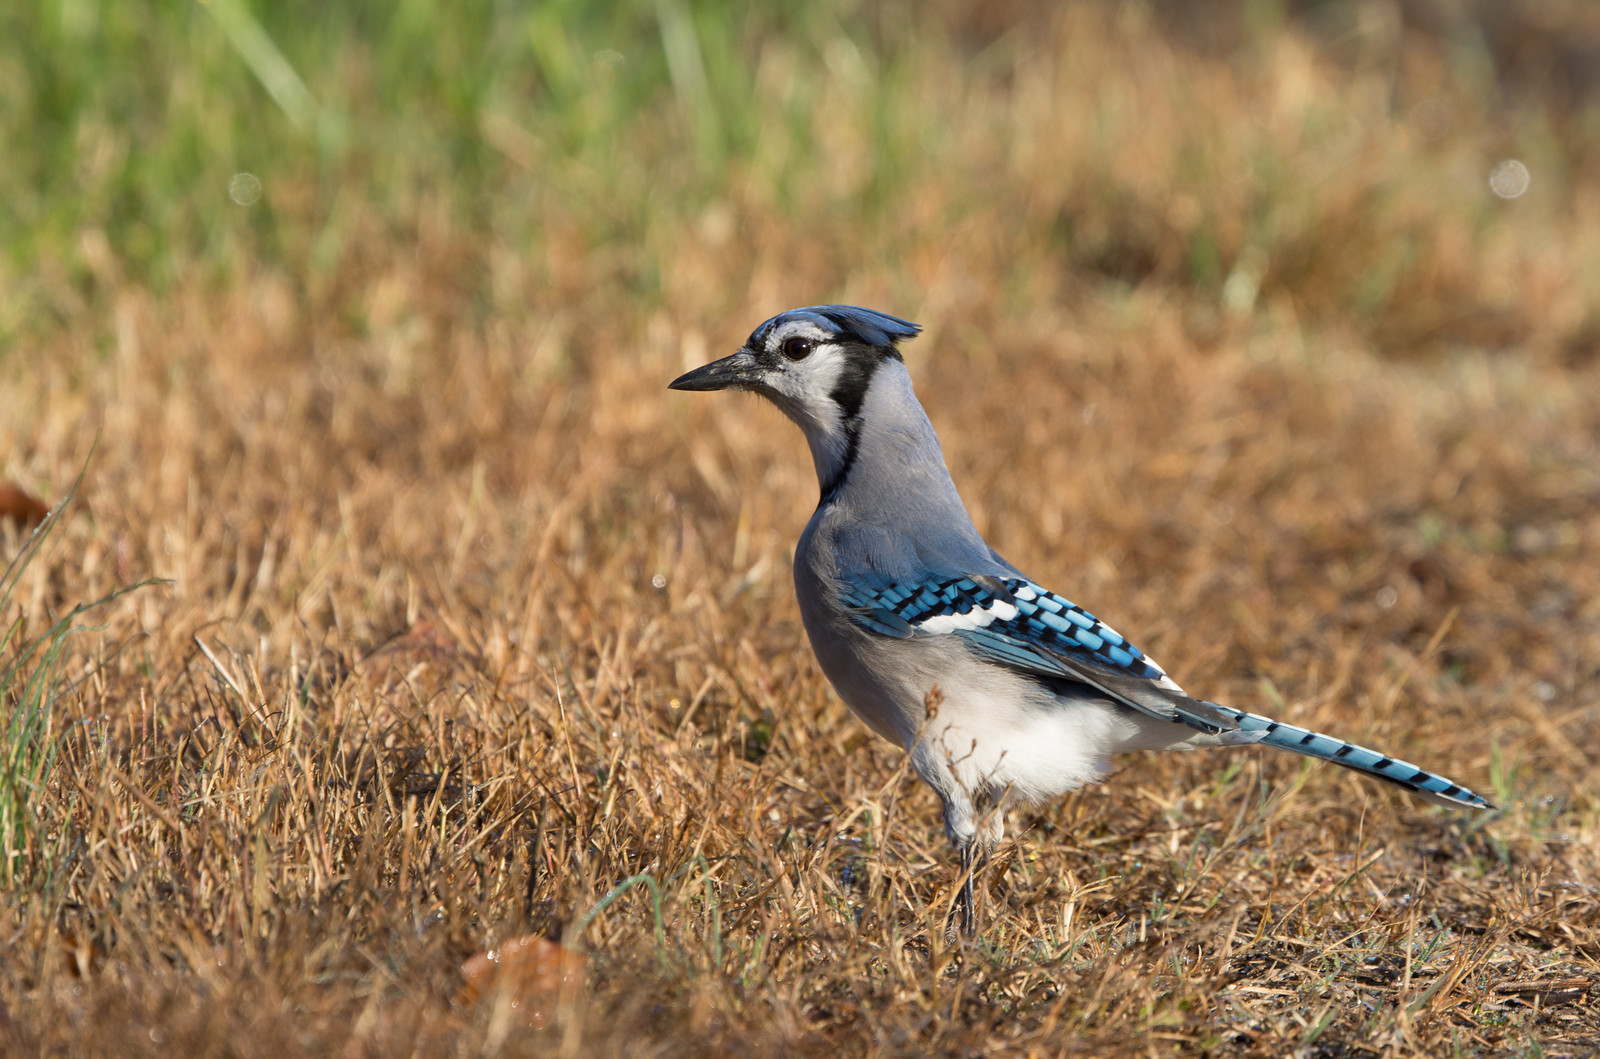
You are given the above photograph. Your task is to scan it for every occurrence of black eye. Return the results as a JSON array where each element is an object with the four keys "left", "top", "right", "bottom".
[{"left": 782, "top": 336, "right": 814, "bottom": 361}]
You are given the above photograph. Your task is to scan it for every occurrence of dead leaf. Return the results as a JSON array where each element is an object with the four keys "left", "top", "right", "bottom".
[
  {"left": 0, "top": 483, "right": 48, "bottom": 531},
  {"left": 458, "top": 935, "right": 584, "bottom": 1029},
  {"left": 362, "top": 618, "right": 468, "bottom": 694}
]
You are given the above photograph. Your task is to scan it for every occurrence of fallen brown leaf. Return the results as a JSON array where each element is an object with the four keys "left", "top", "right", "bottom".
[
  {"left": 458, "top": 935, "right": 584, "bottom": 1029},
  {"left": 361, "top": 618, "right": 468, "bottom": 695},
  {"left": 0, "top": 483, "right": 48, "bottom": 531}
]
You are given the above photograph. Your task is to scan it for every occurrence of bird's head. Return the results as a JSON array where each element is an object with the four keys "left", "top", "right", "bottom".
[
  {"left": 670, "top": 305, "right": 924, "bottom": 499},
  {"left": 669, "top": 305, "right": 921, "bottom": 436}
]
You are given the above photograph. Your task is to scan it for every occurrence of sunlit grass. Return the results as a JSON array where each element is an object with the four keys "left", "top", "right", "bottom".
[
  {"left": 1, "top": 2, "right": 1598, "bottom": 1055},
  {"left": 0, "top": 469, "right": 158, "bottom": 889}
]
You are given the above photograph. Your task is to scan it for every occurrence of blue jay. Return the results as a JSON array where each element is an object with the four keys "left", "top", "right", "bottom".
[{"left": 670, "top": 305, "right": 1492, "bottom": 938}]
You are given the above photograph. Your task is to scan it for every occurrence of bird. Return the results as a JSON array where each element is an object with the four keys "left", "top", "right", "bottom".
[{"left": 669, "top": 304, "right": 1493, "bottom": 939}]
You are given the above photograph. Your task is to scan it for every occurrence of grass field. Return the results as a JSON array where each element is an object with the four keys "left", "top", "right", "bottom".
[{"left": 3, "top": 2, "right": 1600, "bottom": 1054}]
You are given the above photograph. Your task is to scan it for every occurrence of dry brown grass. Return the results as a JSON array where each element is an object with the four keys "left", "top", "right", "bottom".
[{"left": 3, "top": 6, "right": 1600, "bottom": 1056}]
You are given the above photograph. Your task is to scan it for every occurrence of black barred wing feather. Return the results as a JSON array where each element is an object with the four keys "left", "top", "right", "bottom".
[
  {"left": 835, "top": 573, "right": 1225, "bottom": 727},
  {"left": 836, "top": 572, "right": 1494, "bottom": 810},
  {"left": 837, "top": 573, "right": 1158, "bottom": 673}
]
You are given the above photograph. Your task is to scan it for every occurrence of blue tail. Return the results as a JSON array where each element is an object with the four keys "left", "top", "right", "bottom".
[{"left": 1196, "top": 700, "right": 1494, "bottom": 810}]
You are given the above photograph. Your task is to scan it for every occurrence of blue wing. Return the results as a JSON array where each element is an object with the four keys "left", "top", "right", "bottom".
[
  {"left": 838, "top": 572, "right": 1164, "bottom": 675},
  {"left": 835, "top": 571, "right": 1494, "bottom": 810},
  {"left": 836, "top": 572, "right": 1217, "bottom": 726}
]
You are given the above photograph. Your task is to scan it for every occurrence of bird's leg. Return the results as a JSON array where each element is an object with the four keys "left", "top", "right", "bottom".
[
  {"left": 946, "top": 840, "right": 978, "bottom": 942},
  {"left": 925, "top": 745, "right": 988, "bottom": 942},
  {"left": 951, "top": 786, "right": 1007, "bottom": 941}
]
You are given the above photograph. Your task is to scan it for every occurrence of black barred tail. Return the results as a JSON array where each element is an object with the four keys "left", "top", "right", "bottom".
[{"left": 1201, "top": 701, "right": 1495, "bottom": 810}]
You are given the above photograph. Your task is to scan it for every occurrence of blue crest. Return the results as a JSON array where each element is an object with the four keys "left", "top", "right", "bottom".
[{"left": 752, "top": 305, "right": 921, "bottom": 350}]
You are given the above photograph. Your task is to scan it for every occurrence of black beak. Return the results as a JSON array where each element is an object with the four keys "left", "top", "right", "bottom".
[{"left": 668, "top": 349, "right": 763, "bottom": 392}]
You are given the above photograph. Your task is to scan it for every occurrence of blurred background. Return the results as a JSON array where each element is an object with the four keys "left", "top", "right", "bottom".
[
  {"left": 4, "top": 0, "right": 1599, "bottom": 362},
  {"left": 4, "top": 3, "right": 1600, "bottom": 1055}
]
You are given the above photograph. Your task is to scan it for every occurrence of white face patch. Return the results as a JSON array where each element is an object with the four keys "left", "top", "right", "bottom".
[
  {"left": 916, "top": 598, "right": 1018, "bottom": 635},
  {"left": 762, "top": 342, "right": 850, "bottom": 423},
  {"left": 768, "top": 320, "right": 833, "bottom": 346},
  {"left": 749, "top": 337, "right": 859, "bottom": 489},
  {"left": 743, "top": 312, "right": 899, "bottom": 497}
]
